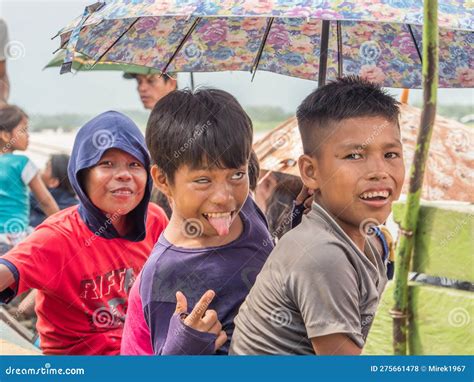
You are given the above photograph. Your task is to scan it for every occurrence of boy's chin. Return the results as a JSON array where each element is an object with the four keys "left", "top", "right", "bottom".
[{"left": 102, "top": 204, "right": 138, "bottom": 218}]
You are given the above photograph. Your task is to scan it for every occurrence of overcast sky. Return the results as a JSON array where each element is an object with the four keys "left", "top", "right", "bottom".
[{"left": 1, "top": 0, "right": 473, "bottom": 115}]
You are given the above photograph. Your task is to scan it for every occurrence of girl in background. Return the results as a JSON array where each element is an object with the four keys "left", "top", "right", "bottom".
[{"left": 0, "top": 105, "right": 59, "bottom": 254}]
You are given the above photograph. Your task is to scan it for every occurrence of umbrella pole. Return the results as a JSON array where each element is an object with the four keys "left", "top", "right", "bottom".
[
  {"left": 190, "top": 72, "right": 195, "bottom": 91},
  {"left": 318, "top": 20, "right": 330, "bottom": 88},
  {"left": 391, "top": 0, "right": 438, "bottom": 355}
]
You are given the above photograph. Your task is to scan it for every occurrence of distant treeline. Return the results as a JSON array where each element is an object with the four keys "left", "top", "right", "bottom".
[
  {"left": 413, "top": 103, "right": 473, "bottom": 123},
  {"left": 28, "top": 104, "right": 471, "bottom": 133},
  {"left": 29, "top": 110, "right": 150, "bottom": 132}
]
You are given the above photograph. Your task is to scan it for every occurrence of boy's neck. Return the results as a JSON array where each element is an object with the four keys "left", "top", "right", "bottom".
[
  {"left": 111, "top": 215, "right": 129, "bottom": 237},
  {"left": 333, "top": 218, "right": 367, "bottom": 253},
  {"left": 164, "top": 213, "right": 244, "bottom": 249},
  {"left": 315, "top": 200, "right": 367, "bottom": 252}
]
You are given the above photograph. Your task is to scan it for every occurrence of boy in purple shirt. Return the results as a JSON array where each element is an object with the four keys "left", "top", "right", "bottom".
[{"left": 121, "top": 89, "right": 273, "bottom": 355}]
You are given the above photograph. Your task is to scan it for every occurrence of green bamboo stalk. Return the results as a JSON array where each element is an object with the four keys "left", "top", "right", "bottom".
[{"left": 392, "top": 0, "right": 439, "bottom": 355}]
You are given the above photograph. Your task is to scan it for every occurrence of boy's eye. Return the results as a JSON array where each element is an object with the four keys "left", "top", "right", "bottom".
[
  {"left": 345, "top": 153, "right": 363, "bottom": 160},
  {"left": 231, "top": 171, "right": 246, "bottom": 180},
  {"left": 98, "top": 161, "right": 113, "bottom": 167},
  {"left": 194, "top": 178, "right": 210, "bottom": 184},
  {"left": 385, "top": 152, "right": 401, "bottom": 159},
  {"left": 130, "top": 162, "right": 143, "bottom": 168}
]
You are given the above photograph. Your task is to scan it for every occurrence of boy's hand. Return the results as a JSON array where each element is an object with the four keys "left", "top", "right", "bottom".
[
  {"left": 175, "top": 290, "right": 227, "bottom": 351},
  {"left": 295, "top": 185, "right": 314, "bottom": 215}
]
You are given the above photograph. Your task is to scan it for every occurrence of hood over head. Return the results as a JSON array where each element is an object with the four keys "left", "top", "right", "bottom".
[{"left": 67, "top": 111, "right": 151, "bottom": 241}]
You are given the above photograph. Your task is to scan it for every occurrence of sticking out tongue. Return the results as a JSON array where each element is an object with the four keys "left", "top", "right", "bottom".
[{"left": 207, "top": 215, "right": 233, "bottom": 236}]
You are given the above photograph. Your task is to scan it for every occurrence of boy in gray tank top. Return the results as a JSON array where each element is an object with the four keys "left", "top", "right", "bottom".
[{"left": 230, "top": 77, "right": 405, "bottom": 355}]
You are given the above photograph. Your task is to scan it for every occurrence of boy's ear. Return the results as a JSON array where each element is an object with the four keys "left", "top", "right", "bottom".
[
  {"left": 48, "top": 177, "right": 60, "bottom": 189},
  {"left": 298, "top": 154, "right": 320, "bottom": 190},
  {"left": 0, "top": 130, "right": 11, "bottom": 143},
  {"left": 150, "top": 165, "right": 171, "bottom": 197}
]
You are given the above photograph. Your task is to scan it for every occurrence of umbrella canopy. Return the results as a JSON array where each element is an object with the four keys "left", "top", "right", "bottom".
[
  {"left": 45, "top": 49, "right": 162, "bottom": 75},
  {"left": 56, "top": 0, "right": 473, "bottom": 88},
  {"left": 253, "top": 103, "right": 474, "bottom": 202}
]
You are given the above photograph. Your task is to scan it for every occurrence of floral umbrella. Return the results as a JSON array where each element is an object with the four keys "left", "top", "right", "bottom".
[
  {"left": 56, "top": 0, "right": 473, "bottom": 88},
  {"left": 253, "top": 103, "right": 474, "bottom": 202},
  {"left": 45, "top": 49, "right": 162, "bottom": 74}
]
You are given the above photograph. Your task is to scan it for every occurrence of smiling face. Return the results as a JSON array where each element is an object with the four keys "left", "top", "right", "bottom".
[
  {"left": 83, "top": 148, "right": 147, "bottom": 218},
  {"left": 152, "top": 159, "right": 249, "bottom": 243},
  {"left": 299, "top": 116, "right": 405, "bottom": 239}
]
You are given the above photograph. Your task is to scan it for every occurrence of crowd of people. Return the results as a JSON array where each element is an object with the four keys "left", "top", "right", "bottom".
[{"left": 0, "top": 17, "right": 404, "bottom": 356}]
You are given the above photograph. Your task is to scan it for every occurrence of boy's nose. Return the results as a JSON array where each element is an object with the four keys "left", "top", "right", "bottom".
[
  {"left": 365, "top": 158, "right": 389, "bottom": 180},
  {"left": 115, "top": 167, "right": 133, "bottom": 181},
  {"left": 366, "top": 171, "right": 388, "bottom": 181},
  {"left": 209, "top": 184, "right": 233, "bottom": 205}
]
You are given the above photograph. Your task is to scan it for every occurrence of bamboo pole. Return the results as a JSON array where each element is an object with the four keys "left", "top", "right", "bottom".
[{"left": 392, "top": 0, "right": 439, "bottom": 355}]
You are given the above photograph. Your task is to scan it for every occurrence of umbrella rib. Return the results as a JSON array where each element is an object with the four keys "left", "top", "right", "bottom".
[
  {"left": 407, "top": 24, "right": 423, "bottom": 64},
  {"left": 53, "top": 41, "right": 68, "bottom": 55},
  {"left": 336, "top": 20, "right": 343, "bottom": 77},
  {"left": 251, "top": 17, "right": 274, "bottom": 82},
  {"left": 318, "top": 20, "right": 331, "bottom": 87},
  {"left": 90, "top": 17, "right": 141, "bottom": 69},
  {"left": 160, "top": 17, "right": 202, "bottom": 76}
]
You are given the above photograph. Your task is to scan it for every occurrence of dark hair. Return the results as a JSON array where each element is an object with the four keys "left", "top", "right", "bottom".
[
  {"left": 296, "top": 76, "right": 400, "bottom": 155},
  {"left": 248, "top": 150, "right": 260, "bottom": 193},
  {"left": 125, "top": 72, "right": 176, "bottom": 85},
  {"left": 150, "top": 188, "right": 172, "bottom": 219},
  {"left": 266, "top": 176, "right": 303, "bottom": 240},
  {"left": 0, "top": 105, "right": 28, "bottom": 133},
  {"left": 146, "top": 88, "right": 253, "bottom": 183},
  {"left": 49, "top": 154, "right": 75, "bottom": 195}
]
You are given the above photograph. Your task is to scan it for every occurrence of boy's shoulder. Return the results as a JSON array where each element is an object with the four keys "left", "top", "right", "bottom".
[
  {"left": 270, "top": 210, "right": 353, "bottom": 273},
  {"left": 36, "top": 205, "right": 81, "bottom": 235}
]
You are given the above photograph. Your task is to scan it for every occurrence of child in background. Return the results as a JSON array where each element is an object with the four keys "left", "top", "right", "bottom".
[
  {"left": 230, "top": 77, "right": 405, "bottom": 355},
  {"left": 266, "top": 176, "right": 303, "bottom": 241},
  {"left": 0, "top": 105, "right": 59, "bottom": 254},
  {"left": 121, "top": 89, "right": 273, "bottom": 355},
  {"left": 30, "top": 153, "right": 77, "bottom": 227},
  {"left": 0, "top": 111, "right": 168, "bottom": 355},
  {"left": 248, "top": 150, "right": 260, "bottom": 197}
]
